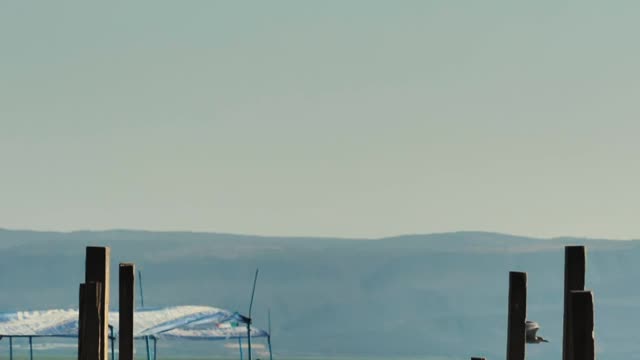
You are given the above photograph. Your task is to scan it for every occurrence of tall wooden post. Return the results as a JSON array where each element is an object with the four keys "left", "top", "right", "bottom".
[
  {"left": 79, "top": 282, "right": 102, "bottom": 360},
  {"left": 506, "top": 271, "right": 527, "bottom": 360},
  {"left": 119, "top": 263, "right": 135, "bottom": 360},
  {"left": 563, "top": 246, "right": 586, "bottom": 360},
  {"left": 85, "top": 247, "right": 110, "bottom": 360},
  {"left": 570, "top": 290, "right": 595, "bottom": 360}
]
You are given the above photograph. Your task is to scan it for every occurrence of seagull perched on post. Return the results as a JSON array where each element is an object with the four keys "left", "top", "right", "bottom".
[{"left": 525, "top": 321, "right": 549, "bottom": 343}]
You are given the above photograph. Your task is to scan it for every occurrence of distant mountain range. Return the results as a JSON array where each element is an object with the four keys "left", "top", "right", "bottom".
[{"left": 0, "top": 229, "right": 638, "bottom": 359}]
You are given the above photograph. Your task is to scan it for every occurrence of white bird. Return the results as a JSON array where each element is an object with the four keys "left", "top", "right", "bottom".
[{"left": 526, "top": 321, "right": 548, "bottom": 344}]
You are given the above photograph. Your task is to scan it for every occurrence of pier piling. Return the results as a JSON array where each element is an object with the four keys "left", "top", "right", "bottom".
[
  {"left": 506, "top": 271, "right": 527, "bottom": 360},
  {"left": 83, "top": 247, "right": 110, "bottom": 360},
  {"left": 79, "top": 282, "right": 102, "bottom": 360},
  {"left": 570, "top": 290, "right": 595, "bottom": 360},
  {"left": 563, "top": 246, "right": 586, "bottom": 360},
  {"left": 119, "top": 263, "right": 135, "bottom": 360}
]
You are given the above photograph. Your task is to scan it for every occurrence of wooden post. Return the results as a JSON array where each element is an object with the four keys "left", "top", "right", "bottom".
[
  {"left": 85, "top": 247, "right": 110, "bottom": 360},
  {"left": 79, "top": 282, "right": 102, "bottom": 360},
  {"left": 563, "top": 246, "right": 586, "bottom": 360},
  {"left": 119, "top": 263, "right": 135, "bottom": 360},
  {"left": 506, "top": 271, "right": 527, "bottom": 360},
  {"left": 570, "top": 290, "right": 595, "bottom": 360}
]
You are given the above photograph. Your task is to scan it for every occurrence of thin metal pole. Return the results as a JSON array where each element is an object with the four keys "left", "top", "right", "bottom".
[
  {"left": 247, "top": 269, "right": 258, "bottom": 360},
  {"left": 110, "top": 325, "right": 115, "bottom": 360},
  {"left": 138, "top": 270, "right": 145, "bottom": 308},
  {"left": 238, "top": 337, "right": 243, "bottom": 360},
  {"left": 139, "top": 269, "right": 148, "bottom": 360},
  {"left": 246, "top": 323, "right": 252, "bottom": 360},
  {"left": 29, "top": 337, "right": 33, "bottom": 360},
  {"left": 145, "top": 336, "right": 151, "bottom": 360},
  {"left": 267, "top": 309, "right": 273, "bottom": 360}
]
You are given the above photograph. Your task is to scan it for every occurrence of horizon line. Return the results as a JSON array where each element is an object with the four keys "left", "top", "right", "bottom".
[{"left": 0, "top": 227, "right": 636, "bottom": 242}]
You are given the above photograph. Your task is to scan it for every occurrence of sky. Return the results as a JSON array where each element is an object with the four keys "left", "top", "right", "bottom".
[{"left": 1, "top": 1, "right": 639, "bottom": 239}]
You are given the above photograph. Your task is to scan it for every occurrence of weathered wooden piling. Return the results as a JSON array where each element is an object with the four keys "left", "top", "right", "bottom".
[
  {"left": 506, "top": 271, "right": 527, "bottom": 360},
  {"left": 563, "top": 246, "right": 586, "bottom": 360},
  {"left": 119, "top": 263, "right": 135, "bottom": 360},
  {"left": 85, "top": 247, "right": 111, "bottom": 360},
  {"left": 570, "top": 290, "right": 595, "bottom": 360},
  {"left": 79, "top": 282, "right": 102, "bottom": 360}
]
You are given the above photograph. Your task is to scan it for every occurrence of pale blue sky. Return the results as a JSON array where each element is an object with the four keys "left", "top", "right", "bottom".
[{"left": 1, "top": 1, "right": 639, "bottom": 239}]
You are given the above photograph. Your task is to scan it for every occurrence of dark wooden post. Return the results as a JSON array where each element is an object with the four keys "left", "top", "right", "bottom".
[
  {"left": 570, "top": 290, "right": 595, "bottom": 360},
  {"left": 85, "top": 247, "right": 111, "bottom": 360},
  {"left": 563, "top": 246, "right": 586, "bottom": 360},
  {"left": 79, "top": 282, "right": 102, "bottom": 360},
  {"left": 506, "top": 271, "right": 527, "bottom": 360},
  {"left": 119, "top": 263, "right": 135, "bottom": 360}
]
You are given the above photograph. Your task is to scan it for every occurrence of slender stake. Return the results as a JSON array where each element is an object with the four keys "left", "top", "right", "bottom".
[
  {"left": 9, "top": 337, "right": 13, "bottom": 360},
  {"left": 238, "top": 337, "right": 244, "bottom": 360}
]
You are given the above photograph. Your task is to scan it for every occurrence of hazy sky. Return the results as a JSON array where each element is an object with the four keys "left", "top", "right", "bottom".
[{"left": 1, "top": 1, "right": 639, "bottom": 239}]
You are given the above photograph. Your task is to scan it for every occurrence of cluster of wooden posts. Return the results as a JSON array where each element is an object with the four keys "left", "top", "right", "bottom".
[
  {"left": 79, "top": 246, "right": 135, "bottom": 360},
  {"left": 472, "top": 245, "right": 594, "bottom": 360},
  {"left": 76, "top": 244, "right": 594, "bottom": 360}
]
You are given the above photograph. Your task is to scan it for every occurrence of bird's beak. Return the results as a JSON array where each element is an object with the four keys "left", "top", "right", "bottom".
[{"left": 542, "top": 338, "right": 549, "bottom": 343}]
